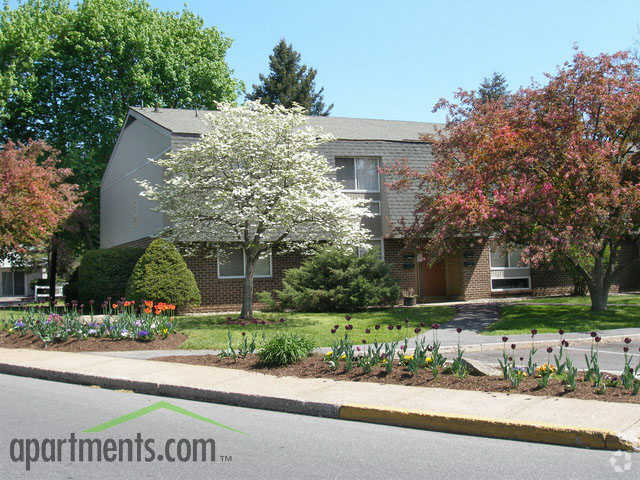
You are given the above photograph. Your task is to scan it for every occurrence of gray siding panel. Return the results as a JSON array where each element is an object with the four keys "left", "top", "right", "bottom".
[{"left": 100, "top": 118, "right": 171, "bottom": 248}]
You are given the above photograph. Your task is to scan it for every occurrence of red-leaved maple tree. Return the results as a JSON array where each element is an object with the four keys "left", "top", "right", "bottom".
[
  {"left": 391, "top": 50, "right": 640, "bottom": 311},
  {"left": 0, "top": 140, "right": 80, "bottom": 260}
]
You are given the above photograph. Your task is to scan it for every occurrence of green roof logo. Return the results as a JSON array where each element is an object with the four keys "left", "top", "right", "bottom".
[{"left": 83, "top": 401, "right": 246, "bottom": 434}]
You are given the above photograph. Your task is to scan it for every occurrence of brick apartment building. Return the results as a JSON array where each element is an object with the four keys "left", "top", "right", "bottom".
[{"left": 100, "top": 107, "right": 639, "bottom": 309}]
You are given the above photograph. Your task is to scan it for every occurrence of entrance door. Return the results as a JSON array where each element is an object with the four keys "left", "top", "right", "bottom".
[{"left": 419, "top": 261, "right": 446, "bottom": 297}]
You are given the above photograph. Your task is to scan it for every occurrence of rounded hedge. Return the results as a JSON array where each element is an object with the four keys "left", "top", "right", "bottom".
[
  {"left": 125, "top": 239, "right": 201, "bottom": 309},
  {"left": 77, "top": 246, "right": 146, "bottom": 304},
  {"left": 275, "top": 247, "right": 400, "bottom": 312}
]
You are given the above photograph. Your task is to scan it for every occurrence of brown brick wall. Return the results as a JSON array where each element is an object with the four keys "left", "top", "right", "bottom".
[
  {"left": 184, "top": 248, "right": 302, "bottom": 308},
  {"left": 460, "top": 241, "right": 492, "bottom": 300},
  {"left": 383, "top": 238, "right": 418, "bottom": 293}
]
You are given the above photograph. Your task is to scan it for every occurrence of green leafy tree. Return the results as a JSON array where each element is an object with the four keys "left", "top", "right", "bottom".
[
  {"left": 0, "top": 0, "right": 241, "bottom": 250},
  {"left": 248, "top": 39, "right": 332, "bottom": 116},
  {"left": 478, "top": 72, "right": 509, "bottom": 103},
  {"left": 126, "top": 239, "right": 201, "bottom": 309}
]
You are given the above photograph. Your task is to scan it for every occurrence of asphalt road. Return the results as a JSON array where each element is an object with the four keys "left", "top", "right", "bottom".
[
  {"left": 0, "top": 374, "right": 637, "bottom": 479},
  {"left": 465, "top": 342, "right": 637, "bottom": 373}
]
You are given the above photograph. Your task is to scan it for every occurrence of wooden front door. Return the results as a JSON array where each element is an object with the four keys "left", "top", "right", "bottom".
[{"left": 419, "top": 260, "right": 446, "bottom": 297}]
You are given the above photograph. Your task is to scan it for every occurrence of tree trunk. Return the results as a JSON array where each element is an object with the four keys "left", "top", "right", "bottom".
[
  {"left": 48, "top": 242, "right": 57, "bottom": 311},
  {"left": 590, "top": 282, "right": 609, "bottom": 312},
  {"left": 588, "top": 255, "right": 610, "bottom": 312},
  {"left": 240, "top": 253, "right": 256, "bottom": 319}
]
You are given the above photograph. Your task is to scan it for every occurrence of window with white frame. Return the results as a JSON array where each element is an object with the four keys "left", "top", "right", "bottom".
[
  {"left": 489, "top": 243, "right": 530, "bottom": 291},
  {"left": 357, "top": 239, "right": 384, "bottom": 260},
  {"left": 335, "top": 157, "right": 380, "bottom": 192},
  {"left": 217, "top": 248, "right": 272, "bottom": 279}
]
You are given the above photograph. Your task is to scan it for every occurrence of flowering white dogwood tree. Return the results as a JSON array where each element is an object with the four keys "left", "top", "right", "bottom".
[{"left": 140, "top": 101, "right": 371, "bottom": 318}]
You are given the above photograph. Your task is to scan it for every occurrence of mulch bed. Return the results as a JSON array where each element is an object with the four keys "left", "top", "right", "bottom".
[
  {"left": 150, "top": 353, "right": 640, "bottom": 404},
  {"left": 0, "top": 331, "right": 187, "bottom": 352}
]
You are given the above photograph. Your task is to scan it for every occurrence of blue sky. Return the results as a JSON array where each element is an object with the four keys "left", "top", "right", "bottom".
[
  {"left": 16, "top": 0, "right": 640, "bottom": 122},
  {"left": 147, "top": 0, "right": 639, "bottom": 122}
]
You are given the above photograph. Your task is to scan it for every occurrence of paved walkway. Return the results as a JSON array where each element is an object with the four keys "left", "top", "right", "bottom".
[
  {"left": 0, "top": 348, "right": 638, "bottom": 450},
  {"left": 89, "top": 302, "right": 640, "bottom": 360}
]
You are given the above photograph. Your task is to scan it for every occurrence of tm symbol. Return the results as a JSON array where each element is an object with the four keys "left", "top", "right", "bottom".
[{"left": 219, "top": 455, "right": 232, "bottom": 463}]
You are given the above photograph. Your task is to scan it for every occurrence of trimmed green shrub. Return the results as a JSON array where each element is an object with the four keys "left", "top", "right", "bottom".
[
  {"left": 126, "top": 239, "right": 201, "bottom": 309},
  {"left": 77, "top": 246, "right": 146, "bottom": 304},
  {"left": 63, "top": 267, "right": 79, "bottom": 302},
  {"left": 258, "top": 333, "right": 315, "bottom": 367},
  {"left": 275, "top": 247, "right": 400, "bottom": 312}
]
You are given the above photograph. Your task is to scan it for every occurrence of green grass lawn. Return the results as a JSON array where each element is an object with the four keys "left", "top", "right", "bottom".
[
  {"left": 519, "top": 294, "right": 640, "bottom": 305},
  {"left": 175, "top": 306, "right": 455, "bottom": 349},
  {"left": 484, "top": 304, "right": 640, "bottom": 335}
]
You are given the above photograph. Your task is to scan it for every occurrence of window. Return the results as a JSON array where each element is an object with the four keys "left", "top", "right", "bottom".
[
  {"left": 217, "top": 248, "right": 272, "bottom": 279},
  {"left": 1, "top": 271, "right": 25, "bottom": 297},
  {"left": 368, "top": 200, "right": 380, "bottom": 215},
  {"left": 335, "top": 157, "right": 380, "bottom": 192},
  {"left": 489, "top": 243, "right": 530, "bottom": 291},
  {"left": 357, "top": 239, "right": 384, "bottom": 260}
]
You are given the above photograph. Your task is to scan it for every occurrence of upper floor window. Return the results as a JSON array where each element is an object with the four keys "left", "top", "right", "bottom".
[{"left": 335, "top": 157, "right": 380, "bottom": 192}]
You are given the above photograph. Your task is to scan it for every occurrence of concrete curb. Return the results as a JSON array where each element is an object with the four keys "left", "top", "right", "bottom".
[
  {"left": 339, "top": 405, "right": 638, "bottom": 451},
  {"left": 0, "top": 362, "right": 340, "bottom": 419},
  {"left": 1, "top": 360, "right": 637, "bottom": 451}
]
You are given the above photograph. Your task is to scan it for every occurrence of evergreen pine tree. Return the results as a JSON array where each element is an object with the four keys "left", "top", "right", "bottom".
[
  {"left": 248, "top": 39, "right": 333, "bottom": 116},
  {"left": 478, "top": 72, "right": 509, "bottom": 103}
]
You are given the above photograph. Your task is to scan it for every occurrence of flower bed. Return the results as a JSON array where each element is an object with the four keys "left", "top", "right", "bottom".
[
  {"left": 0, "top": 300, "right": 183, "bottom": 349},
  {"left": 151, "top": 318, "right": 640, "bottom": 404},
  {"left": 149, "top": 353, "right": 640, "bottom": 404}
]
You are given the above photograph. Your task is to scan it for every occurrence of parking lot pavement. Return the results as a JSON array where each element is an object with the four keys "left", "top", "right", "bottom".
[{"left": 464, "top": 341, "right": 636, "bottom": 373}]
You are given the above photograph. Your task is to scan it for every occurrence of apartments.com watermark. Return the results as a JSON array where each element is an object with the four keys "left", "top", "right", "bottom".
[{"left": 9, "top": 433, "right": 229, "bottom": 471}]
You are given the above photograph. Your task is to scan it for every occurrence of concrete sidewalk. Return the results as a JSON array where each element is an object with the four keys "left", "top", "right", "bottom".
[{"left": 0, "top": 347, "right": 639, "bottom": 451}]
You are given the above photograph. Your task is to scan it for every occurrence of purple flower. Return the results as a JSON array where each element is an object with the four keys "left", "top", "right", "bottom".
[
  {"left": 334, "top": 325, "right": 339, "bottom": 330},
  {"left": 279, "top": 318, "right": 286, "bottom": 323},
  {"left": 546, "top": 347, "right": 553, "bottom": 353},
  {"left": 432, "top": 323, "right": 440, "bottom": 330},
  {"left": 396, "top": 324, "right": 402, "bottom": 330},
  {"left": 624, "top": 346, "right": 629, "bottom": 353},
  {"left": 365, "top": 328, "right": 371, "bottom": 334},
  {"left": 387, "top": 325, "right": 394, "bottom": 331},
  {"left": 624, "top": 337, "right": 632, "bottom": 344},
  {"left": 595, "top": 336, "right": 601, "bottom": 343},
  {"left": 531, "top": 329, "right": 537, "bottom": 336},
  {"left": 345, "top": 315, "right": 351, "bottom": 321},
  {"left": 137, "top": 330, "right": 148, "bottom": 337},
  {"left": 590, "top": 331, "right": 598, "bottom": 338},
  {"left": 511, "top": 343, "right": 516, "bottom": 350},
  {"left": 502, "top": 336, "right": 508, "bottom": 342},
  {"left": 558, "top": 329, "right": 564, "bottom": 335},
  {"left": 345, "top": 324, "right": 353, "bottom": 331},
  {"left": 374, "top": 325, "right": 380, "bottom": 330},
  {"left": 362, "top": 339, "right": 367, "bottom": 344},
  {"left": 456, "top": 327, "right": 462, "bottom": 334},
  {"left": 330, "top": 329, "right": 336, "bottom": 334},
  {"left": 414, "top": 327, "right": 421, "bottom": 334}
]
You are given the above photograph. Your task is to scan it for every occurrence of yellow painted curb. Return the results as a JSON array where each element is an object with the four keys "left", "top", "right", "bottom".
[{"left": 339, "top": 404, "right": 638, "bottom": 451}]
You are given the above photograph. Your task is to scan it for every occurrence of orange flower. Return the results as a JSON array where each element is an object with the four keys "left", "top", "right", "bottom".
[
  {"left": 144, "top": 307, "right": 151, "bottom": 314},
  {"left": 112, "top": 304, "right": 118, "bottom": 309},
  {"left": 144, "top": 300, "right": 154, "bottom": 308}
]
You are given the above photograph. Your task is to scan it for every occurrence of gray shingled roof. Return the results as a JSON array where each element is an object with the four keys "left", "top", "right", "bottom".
[{"left": 129, "top": 106, "right": 441, "bottom": 142}]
